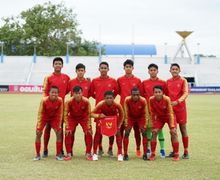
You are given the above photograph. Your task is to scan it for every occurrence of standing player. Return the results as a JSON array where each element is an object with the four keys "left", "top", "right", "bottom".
[
  {"left": 64, "top": 86, "right": 93, "bottom": 161},
  {"left": 142, "top": 63, "right": 166, "bottom": 158},
  {"left": 67, "top": 63, "right": 91, "bottom": 155},
  {"left": 90, "top": 62, "right": 119, "bottom": 157},
  {"left": 123, "top": 88, "right": 149, "bottom": 161},
  {"left": 68, "top": 63, "right": 91, "bottom": 97},
  {"left": 91, "top": 91, "right": 124, "bottom": 161},
  {"left": 34, "top": 86, "right": 63, "bottom": 161},
  {"left": 42, "top": 57, "right": 70, "bottom": 157},
  {"left": 167, "top": 63, "right": 189, "bottom": 159},
  {"left": 117, "top": 59, "right": 142, "bottom": 158},
  {"left": 149, "top": 85, "right": 179, "bottom": 161}
]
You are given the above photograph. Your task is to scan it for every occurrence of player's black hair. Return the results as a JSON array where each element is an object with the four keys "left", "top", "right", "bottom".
[
  {"left": 131, "top": 87, "right": 139, "bottom": 93},
  {"left": 148, "top": 63, "right": 158, "bottom": 70},
  {"left": 99, "top": 61, "right": 109, "bottom": 68},
  {"left": 123, "top": 59, "right": 134, "bottom": 67},
  {"left": 170, "top": 63, "right": 180, "bottom": 69},
  {"left": 153, "top": 85, "right": 163, "bottom": 92},
  {"left": 73, "top": 86, "right": 83, "bottom": 93},
  {"left": 50, "top": 86, "right": 59, "bottom": 92},
  {"left": 53, "top": 57, "right": 63, "bottom": 65},
  {"left": 75, "top": 63, "right": 86, "bottom": 70},
  {"left": 104, "top": 90, "right": 114, "bottom": 97}
]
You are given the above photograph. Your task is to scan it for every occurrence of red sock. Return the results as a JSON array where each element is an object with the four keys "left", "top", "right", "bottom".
[
  {"left": 116, "top": 135, "right": 122, "bottom": 154},
  {"left": 43, "top": 126, "right": 51, "bottom": 151},
  {"left": 65, "top": 134, "right": 72, "bottom": 154},
  {"left": 60, "top": 128, "right": 64, "bottom": 151},
  {"left": 182, "top": 136, "right": 189, "bottom": 154},
  {"left": 94, "top": 128, "right": 101, "bottom": 154},
  {"left": 134, "top": 125, "right": 141, "bottom": 150},
  {"left": 120, "top": 124, "right": 125, "bottom": 139},
  {"left": 151, "top": 141, "right": 157, "bottom": 155},
  {"left": 56, "top": 141, "right": 62, "bottom": 156},
  {"left": 172, "top": 141, "right": 179, "bottom": 156},
  {"left": 123, "top": 136, "right": 129, "bottom": 156},
  {"left": 109, "top": 136, "right": 114, "bottom": 150},
  {"left": 85, "top": 133, "right": 92, "bottom": 154},
  {"left": 142, "top": 136, "right": 148, "bottom": 155},
  {"left": 35, "top": 142, "right": 41, "bottom": 156}
]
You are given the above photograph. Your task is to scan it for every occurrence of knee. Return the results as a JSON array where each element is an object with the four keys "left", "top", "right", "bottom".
[
  {"left": 180, "top": 125, "right": 187, "bottom": 135},
  {"left": 56, "top": 130, "right": 62, "bottom": 138},
  {"left": 36, "top": 131, "right": 42, "bottom": 141},
  {"left": 36, "top": 130, "right": 42, "bottom": 137},
  {"left": 141, "top": 129, "right": 147, "bottom": 137},
  {"left": 151, "top": 129, "right": 158, "bottom": 139},
  {"left": 152, "top": 130, "right": 158, "bottom": 136},
  {"left": 124, "top": 133, "right": 130, "bottom": 137},
  {"left": 86, "top": 129, "right": 93, "bottom": 136},
  {"left": 124, "top": 129, "right": 131, "bottom": 137},
  {"left": 141, "top": 132, "right": 147, "bottom": 137},
  {"left": 170, "top": 128, "right": 177, "bottom": 137}
]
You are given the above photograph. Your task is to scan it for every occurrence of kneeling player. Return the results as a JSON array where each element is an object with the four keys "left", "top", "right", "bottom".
[
  {"left": 91, "top": 91, "right": 124, "bottom": 161},
  {"left": 123, "top": 87, "right": 149, "bottom": 161},
  {"left": 64, "top": 86, "right": 93, "bottom": 161},
  {"left": 34, "top": 86, "right": 63, "bottom": 161},
  {"left": 149, "top": 85, "right": 179, "bottom": 161}
]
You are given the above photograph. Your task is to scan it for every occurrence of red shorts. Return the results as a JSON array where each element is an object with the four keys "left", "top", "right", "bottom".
[
  {"left": 67, "top": 118, "right": 90, "bottom": 133},
  {"left": 126, "top": 118, "right": 146, "bottom": 130},
  {"left": 36, "top": 119, "right": 61, "bottom": 132},
  {"left": 152, "top": 117, "right": 177, "bottom": 130},
  {"left": 174, "top": 110, "right": 187, "bottom": 125}
]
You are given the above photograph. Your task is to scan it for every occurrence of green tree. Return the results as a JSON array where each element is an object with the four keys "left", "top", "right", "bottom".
[
  {"left": 0, "top": 17, "right": 24, "bottom": 55},
  {"left": 0, "top": 2, "right": 99, "bottom": 56}
]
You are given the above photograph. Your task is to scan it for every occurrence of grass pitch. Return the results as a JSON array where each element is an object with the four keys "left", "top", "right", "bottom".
[{"left": 0, "top": 94, "right": 220, "bottom": 180}]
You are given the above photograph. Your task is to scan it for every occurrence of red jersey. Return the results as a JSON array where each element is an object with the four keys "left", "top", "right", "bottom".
[
  {"left": 90, "top": 76, "right": 118, "bottom": 104},
  {"left": 142, "top": 78, "right": 167, "bottom": 101},
  {"left": 166, "top": 76, "right": 188, "bottom": 112},
  {"left": 36, "top": 97, "right": 63, "bottom": 129},
  {"left": 68, "top": 78, "right": 91, "bottom": 97},
  {"left": 43, "top": 73, "right": 70, "bottom": 100},
  {"left": 149, "top": 95, "right": 175, "bottom": 128},
  {"left": 64, "top": 97, "right": 91, "bottom": 130},
  {"left": 117, "top": 75, "right": 142, "bottom": 105},
  {"left": 124, "top": 96, "right": 149, "bottom": 128},
  {"left": 91, "top": 101, "right": 124, "bottom": 128}
]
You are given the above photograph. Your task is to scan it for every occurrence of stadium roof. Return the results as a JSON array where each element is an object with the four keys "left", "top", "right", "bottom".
[{"left": 102, "top": 44, "right": 157, "bottom": 56}]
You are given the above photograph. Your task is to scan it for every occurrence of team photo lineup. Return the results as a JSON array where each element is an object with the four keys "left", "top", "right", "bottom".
[
  {"left": 34, "top": 57, "right": 189, "bottom": 162},
  {"left": 1, "top": 1, "right": 220, "bottom": 179}
]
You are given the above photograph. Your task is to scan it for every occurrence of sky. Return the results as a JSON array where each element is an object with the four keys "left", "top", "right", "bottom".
[{"left": 0, "top": 0, "right": 220, "bottom": 57}]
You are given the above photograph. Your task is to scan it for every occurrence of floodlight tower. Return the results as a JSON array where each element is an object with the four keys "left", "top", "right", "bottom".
[{"left": 172, "top": 31, "right": 194, "bottom": 64}]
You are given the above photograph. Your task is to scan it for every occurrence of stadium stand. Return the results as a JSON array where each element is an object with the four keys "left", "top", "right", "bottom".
[
  {"left": 0, "top": 56, "right": 32, "bottom": 85},
  {"left": 0, "top": 56, "right": 220, "bottom": 86}
]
